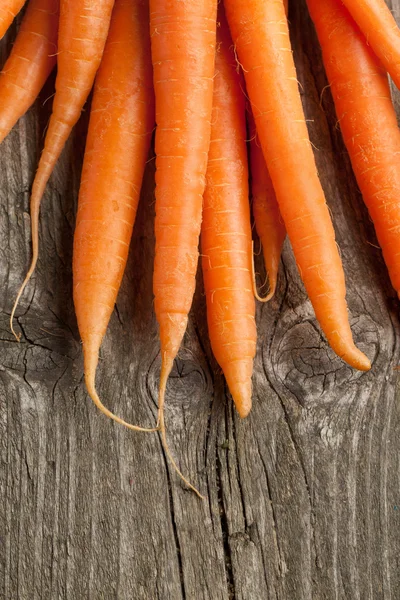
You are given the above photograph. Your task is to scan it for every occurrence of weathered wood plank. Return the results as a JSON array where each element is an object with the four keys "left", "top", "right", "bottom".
[{"left": 1, "top": 1, "right": 400, "bottom": 598}]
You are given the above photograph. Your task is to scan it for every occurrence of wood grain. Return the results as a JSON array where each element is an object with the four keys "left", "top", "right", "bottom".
[{"left": 1, "top": 1, "right": 400, "bottom": 598}]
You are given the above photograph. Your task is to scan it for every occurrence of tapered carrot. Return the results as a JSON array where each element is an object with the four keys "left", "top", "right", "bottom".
[
  {"left": 150, "top": 0, "right": 217, "bottom": 495},
  {"left": 0, "top": 0, "right": 59, "bottom": 145},
  {"left": 10, "top": 0, "right": 115, "bottom": 337},
  {"left": 307, "top": 0, "right": 400, "bottom": 296},
  {"left": 202, "top": 6, "right": 256, "bottom": 419},
  {"left": 0, "top": 0, "right": 26, "bottom": 39},
  {"left": 224, "top": 0, "right": 371, "bottom": 370},
  {"left": 73, "top": 0, "right": 155, "bottom": 431},
  {"left": 248, "top": 110, "right": 286, "bottom": 302},
  {"left": 340, "top": 0, "right": 400, "bottom": 91}
]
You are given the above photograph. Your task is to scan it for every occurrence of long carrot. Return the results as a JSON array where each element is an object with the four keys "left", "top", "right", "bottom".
[
  {"left": 0, "top": 0, "right": 26, "bottom": 39},
  {"left": 72, "top": 0, "right": 155, "bottom": 432},
  {"left": 150, "top": 0, "right": 217, "bottom": 495},
  {"left": 10, "top": 0, "right": 115, "bottom": 337},
  {"left": 307, "top": 0, "right": 400, "bottom": 296},
  {"left": 202, "top": 6, "right": 256, "bottom": 419},
  {"left": 248, "top": 110, "right": 286, "bottom": 302},
  {"left": 0, "top": 0, "right": 59, "bottom": 145},
  {"left": 224, "top": 0, "right": 371, "bottom": 371},
  {"left": 249, "top": 0, "right": 287, "bottom": 302},
  {"left": 340, "top": 0, "right": 400, "bottom": 91}
]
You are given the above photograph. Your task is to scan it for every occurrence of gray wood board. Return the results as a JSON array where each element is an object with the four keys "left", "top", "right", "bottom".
[{"left": 1, "top": 1, "right": 399, "bottom": 598}]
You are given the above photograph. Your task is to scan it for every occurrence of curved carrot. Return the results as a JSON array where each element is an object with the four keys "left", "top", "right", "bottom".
[
  {"left": 248, "top": 111, "right": 286, "bottom": 302},
  {"left": 0, "top": 0, "right": 59, "bottom": 145},
  {"left": 0, "top": 0, "right": 26, "bottom": 39},
  {"left": 307, "top": 0, "right": 400, "bottom": 296},
  {"left": 224, "top": 0, "right": 371, "bottom": 371},
  {"left": 150, "top": 0, "right": 217, "bottom": 495},
  {"left": 340, "top": 0, "right": 400, "bottom": 91},
  {"left": 73, "top": 0, "right": 155, "bottom": 432},
  {"left": 202, "top": 6, "right": 256, "bottom": 419},
  {"left": 10, "top": 0, "right": 115, "bottom": 337}
]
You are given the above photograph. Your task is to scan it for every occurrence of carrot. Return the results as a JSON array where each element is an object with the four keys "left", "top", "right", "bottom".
[
  {"left": 340, "top": 0, "right": 400, "bottom": 91},
  {"left": 248, "top": 110, "right": 286, "bottom": 302},
  {"left": 224, "top": 0, "right": 371, "bottom": 370},
  {"left": 72, "top": 0, "right": 155, "bottom": 432},
  {"left": 307, "top": 0, "right": 400, "bottom": 296},
  {"left": 10, "top": 0, "right": 115, "bottom": 338},
  {"left": 150, "top": 0, "right": 217, "bottom": 495},
  {"left": 202, "top": 6, "right": 256, "bottom": 419},
  {"left": 0, "top": 0, "right": 59, "bottom": 145},
  {"left": 249, "top": 0, "right": 287, "bottom": 302},
  {"left": 0, "top": 0, "right": 26, "bottom": 39}
]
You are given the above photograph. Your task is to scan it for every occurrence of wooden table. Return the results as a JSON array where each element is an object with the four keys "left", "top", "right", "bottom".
[{"left": 1, "top": 1, "right": 400, "bottom": 598}]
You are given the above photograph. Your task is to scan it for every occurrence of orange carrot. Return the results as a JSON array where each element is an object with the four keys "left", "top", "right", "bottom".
[
  {"left": 224, "top": 0, "right": 371, "bottom": 370},
  {"left": 340, "top": 0, "right": 400, "bottom": 90},
  {"left": 150, "top": 0, "right": 217, "bottom": 495},
  {"left": 307, "top": 0, "right": 400, "bottom": 296},
  {"left": 0, "top": 0, "right": 59, "bottom": 144},
  {"left": 202, "top": 6, "right": 256, "bottom": 419},
  {"left": 73, "top": 0, "right": 155, "bottom": 431},
  {"left": 249, "top": 0, "right": 287, "bottom": 302},
  {"left": 10, "top": 0, "right": 115, "bottom": 337},
  {"left": 248, "top": 110, "right": 286, "bottom": 301},
  {"left": 0, "top": 0, "right": 26, "bottom": 39}
]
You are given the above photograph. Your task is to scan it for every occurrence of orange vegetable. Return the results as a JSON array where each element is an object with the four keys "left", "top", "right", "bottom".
[
  {"left": 307, "top": 0, "right": 400, "bottom": 296},
  {"left": 202, "top": 6, "right": 255, "bottom": 419},
  {"left": 0, "top": 0, "right": 59, "bottom": 144},
  {"left": 0, "top": 0, "right": 26, "bottom": 39},
  {"left": 150, "top": 0, "right": 217, "bottom": 495},
  {"left": 73, "top": 0, "right": 155, "bottom": 431},
  {"left": 224, "top": 0, "right": 371, "bottom": 370},
  {"left": 340, "top": 0, "right": 400, "bottom": 90},
  {"left": 10, "top": 0, "right": 115, "bottom": 336},
  {"left": 249, "top": 110, "right": 286, "bottom": 302}
]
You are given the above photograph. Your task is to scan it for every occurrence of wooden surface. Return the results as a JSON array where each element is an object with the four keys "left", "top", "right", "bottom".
[{"left": 1, "top": 1, "right": 400, "bottom": 598}]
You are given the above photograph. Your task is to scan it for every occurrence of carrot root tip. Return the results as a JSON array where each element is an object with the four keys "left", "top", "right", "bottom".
[{"left": 158, "top": 354, "right": 204, "bottom": 500}]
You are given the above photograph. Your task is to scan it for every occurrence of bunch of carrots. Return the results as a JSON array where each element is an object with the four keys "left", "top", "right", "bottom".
[{"left": 2, "top": 0, "right": 400, "bottom": 497}]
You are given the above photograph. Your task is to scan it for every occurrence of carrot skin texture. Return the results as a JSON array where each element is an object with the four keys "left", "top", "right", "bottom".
[
  {"left": 249, "top": 112, "right": 286, "bottom": 301},
  {"left": 202, "top": 8, "right": 256, "bottom": 419},
  {"left": 0, "top": 0, "right": 59, "bottom": 144},
  {"left": 340, "top": 0, "right": 400, "bottom": 90},
  {"left": 10, "top": 0, "right": 115, "bottom": 334},
  {"left": 150, "top": 0, "right": 217, "bottom": 383},
  {"left": 307, "top": 0, "right": 400, "bottom": 296},
  {"left": 0, "top": 0, "right": 26, "bottom": 39},
  {"left": 224, "top": 0, "right": 370, "bottom": 370},
  {"left": 72, "top": 0, "right": 155, "bottom": 430}
]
